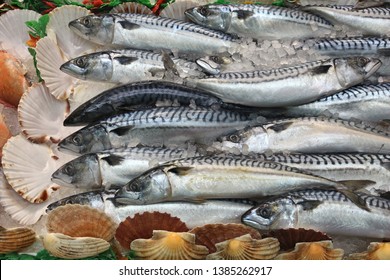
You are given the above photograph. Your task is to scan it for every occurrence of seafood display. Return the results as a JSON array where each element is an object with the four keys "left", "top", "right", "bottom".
[{"left": 1, "top": 0, "right": 390, "bottom": 260}]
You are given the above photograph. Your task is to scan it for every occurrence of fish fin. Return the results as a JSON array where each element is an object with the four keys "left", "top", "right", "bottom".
[
  {"left": 114, "top": 56, "right": 138, "bottom": 65},
  {"left": 168, "top": 166, "right": 194, "bottom": 175},
  {"left": 234, "top": 10, "right": 254, "bottom": 20},
  {"left": 111, "top": 125, "right": 134, "bottom": 136},
  {"left": 310, "top": 65, "right": 332, "bottom": 75},
  {"left": 297, "top": 199, "right": 323, "bottom": 211},
  {"left": 337, "top": 180, "right": 376, "bottom": 191},
  {"left": 118, "top": 20, "right": 140, "bottom": 30},
  {"left": 267, "top": 122, "right": 293, "bottom": 133},
  {"left": 339, "top": 190, "right": 371, "bottom": 212},
  {"left": 380, "top": 161, "right": 390, "bottom": 171},
  {"left": 161, "top": 51, "right": 180, "bottom": 76},
  {"left": 377, "top": 48, "right": 390, "bottom": 56},
  {"left": 101, "top": 155, "right": 125, "bottom": 166},
  {"left": 379, "top": 191, "right": 390, "bottom": 200}
]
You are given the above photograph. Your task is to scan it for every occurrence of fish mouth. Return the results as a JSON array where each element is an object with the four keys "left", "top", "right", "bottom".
[
  {"left": 184, "top": 9, "right": 201, "bottom": 24},
  {"left": 60, "top": 61, "right": 87, "bottom": 80},
  {"left": 365, "top": 59, "right": 382, "bottom": 78},
  {"left": 51, "top": 174, "right": 74, "bottom": 188}
]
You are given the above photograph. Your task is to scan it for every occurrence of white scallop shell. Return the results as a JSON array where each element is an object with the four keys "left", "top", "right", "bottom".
[
  {"left": 110, "top": 2, "right": 153, "bottom": 14},
  {"left": 160, "top": 1, "right": 200, "bottom": 21},
  {"left": 1, "top": 135, "right": 76, "bottom": 203},
  {"left": 18, "top": 83, "right": 82, "bottom": 144}
]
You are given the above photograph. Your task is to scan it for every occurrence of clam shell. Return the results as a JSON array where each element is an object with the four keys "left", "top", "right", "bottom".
[
  {"left": 42, "top": 232, "right": 110, "bottom": 259},
  {"left": 0, "top": 226, "right": 36, "bottom": 254},
  {"left": 266, "top": 228, "right": 332, "bottom": 251},
  {"left": 130, "top": 230, "right": 209, "bottom": 260},
  {"left": 189, "top": 223, "right": 261, "bottom": 253},
  {"left": 115, "top": 211, "right": 189, "bottom": 249},
  {"left": 160, "top": 1, "right": 199, "bottom": 21},
  {"left": 207, "top": 234, "right": 280, "bottom": 260},
  {"left": 110, "top": 2, "right": 153, "bottom": 14},
  {"left": 275, "top": 240, "right": 344, "bottom": 260},
  {"left": 348, "top": 242, "right": 390, "bottom": 260},
  {"left": 18, "top": 83, "right": 81, "bottom": 144},
  {"left": 47, "top": 204, "right": 117, "bottom": 241}
]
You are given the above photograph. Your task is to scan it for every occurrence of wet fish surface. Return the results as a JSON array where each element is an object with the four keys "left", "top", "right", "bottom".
[
  {"left": 51, "top": 146, "right": 198, "bottom": 190},
  {"left": 59, "top": 106, "right": 257, "bottom": 154},
  {"left": 64, "top": 81, "right": 251, "bottom": 126},
  {"left": 242, "top": 188, "right": 390, "bottom": 238},
  {"left": 69, "top": 14, "right": 240, "bottom": 55},
  {"left": 185, "top": 4, "right": 334, "bottom": 40},
  {"left": 216, "top": 116, "right": 390, "bottom": 154},
  {"left": 114, "top": 155, "right": 370, "bottom": 205},
  {"left": 186, "top": 57, "right": 381, "bottom": 107}
]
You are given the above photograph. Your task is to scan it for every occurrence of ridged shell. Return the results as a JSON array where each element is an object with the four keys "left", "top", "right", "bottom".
[
  {"left": 18, "top": 83, "right": 81, "bottom": 144},
  {"left": 130, "top": 230, "right": 209, "bottom": 260},
  {"left": 275, "top": 240, "right": 344, "bottom": 260},
  {"left": 160, "top": 1, "right": 199, "bottom": 21},
  {"left": 348, "top": 242, "right": 390, "bottom": 260},
  {"left": 0, "top": 226, "right": 36, "bottom": 254},
  {"left": 47, "top": 204, "right": 117, "bottom": 241},
  {"left": 115, "top": 212, "right": 189, "bottom": 249},
  {"left": 189, "top": 223, "right": 261, "bottom": 253},
  {"left": 207, "top": 234, "right": 280, "bottom": 260},
  {"left": 42, "top": 232, "right": 110, "bottom": 259},
  {"left": 266, "top": 228, "right": 332, "bottom": 251},
  {"left": 110, "top": 2, "right": 153, "bottom": 14}
]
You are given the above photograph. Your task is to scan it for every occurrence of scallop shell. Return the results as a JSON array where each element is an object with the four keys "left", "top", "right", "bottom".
[
  {"left": 0, "top": 226, "right": 36, "bottom": 254},
  {"left": 42, "top": 232, "right": 110, "bottom": 259},
  {"left": 18, "top": 83, "right": 81, "bottom": 144},
  {"left": 189, "top": 223, "right": 261, "bottom": 253},
  {"left": 130, "top": 230, "right": 209, "bottom": 260},
  {"left": 115, "top": 212, "right": 189, "bottom": 249},
  {"left": 47, "top": 204, "right": 117, "bottom": 241},
  {"left": 348, "top": 242, "right": 390, "bottom": 260},
  {"left": 110, "top": 2, "right": 153, "bottom": 14},
  {"left": 266, "top": 228, "right": 332, "bottom": 251},
  {"left": 275, "top": 240, "right": 344, "bottom": 260},
  {"left": 207, "top": 234, "right": 280, "bottom": 260},
  {"left": 160, "top": 1, "right": 199, "bottom": 21},
  {"left": 2, "top": 135, "right": 76, "bottom": 203}
]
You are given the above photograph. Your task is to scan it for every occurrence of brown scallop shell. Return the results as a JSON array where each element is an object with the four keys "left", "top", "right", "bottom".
[
  {"left": 115, "top": 211, "right": 189, "bottom": 250},
  {"left": 130, "top": 230, "right": 209, "bottom": 260},
  {"left": 348, "top": 242, "right": 390, "bottom": 260},
  {"left": 275, "top": 240, "right": 344, "bottom": 260},
  {"left": 266, "top": 228, "right": 332, "bottom": 251},
  {"left": 207, "top": 234, "right": 280, "bottom": 260},
  {"left": 0, "top": 226, "right": 36, "bottom": 254},
  {"left": 189, "top": 223, "right": 261, "bottom": 253},
  {"left": 46, "top": 204, "right": 117, "bottom": 241}
]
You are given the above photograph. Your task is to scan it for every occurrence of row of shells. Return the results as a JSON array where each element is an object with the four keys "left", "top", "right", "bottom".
[{"left": 3, "top": 204, "right": 389, "bottom": 260}]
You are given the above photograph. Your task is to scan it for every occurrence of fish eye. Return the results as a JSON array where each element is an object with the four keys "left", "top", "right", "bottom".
[
  {"left": 75, "top": 57, "right": 86, "bottom": 68},
  {"left": 256, "top": 205, "right": 273, "bottom": 219},
  {"left": 64, "top": 165, "right": 75, "bottom": 176},
  {"left": 72, "top": 135, "right": 82, "bottom": 146},
  {"left": 356, "top": 57, "right": 369, "bottom": 67},
  {"left": 199, "top": 6, "right": 210, "bottom": 16},
  {"left": 228, "top": 134, "right": 241, "bottom": 143},
  {"left": 83, "top": 17, "right": 92, "bottom": 27}
]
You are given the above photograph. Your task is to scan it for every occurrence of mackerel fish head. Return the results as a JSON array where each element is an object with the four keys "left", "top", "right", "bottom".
[
  {"left": 69, "top": 15, "right": 115, "bottom": 45},
  {"left": 51, "top": 154, "right": 101, "bottom": 189},
  {"left": 185, "top": 5, "right": 231, "bottom": 32},
  {"left": 334, "top": 57, "right": 382, "bottom": 87},
  {"left": 58, "top": 124, "right": 111, "bottom": 154},
  {"left": 241, "top": 195, "right": 298, "bottom": 231},
  {"left": 114, "top": 167, "right": 170, "bottom": 205},
  {"left": 60, "top": 52, "right": 113, "bottom": 81}
]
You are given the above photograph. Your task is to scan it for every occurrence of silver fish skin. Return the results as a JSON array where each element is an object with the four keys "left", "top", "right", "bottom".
[
  {"left": 302, "top": 5, "right": 390, "bottom": 36},
  {"left": 60, "top": 49, "right": 206, "bottom": 84},
  {"left": 64, "top": 81, "right": 249, "bottom": 126},
  {"left": 68, "top": 14, "right": 240, "bottom": 55},
  {"left": 266, "top": 83, "right": 390, "bottom": 122},
  {"left": 59, "top": 107, "right": 256, "bottom": 154},
  {"left": 185, "top": 4, "right": 333, "bottom": 40},
  {"left": 186, "top": 57, "right": 381, "bottom": 107},
  {"left": 114, "top": 155, "right": 368, "bottom": 205},
  {"left": 51, "top": 147, "right": 198, "bottom": 190},
  {"left": 242, "top": 188, "right": 390, "bottom": 238},
  {"left": 46, "top": 191, "right": 256, "bottom": 227},
  {"left": 217, "top": 117, "right": 390, "bottom": 154}
]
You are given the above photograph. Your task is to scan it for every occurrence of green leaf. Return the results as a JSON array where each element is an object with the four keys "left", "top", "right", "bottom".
[
  {"left": 26, "top": 14, "right": 50, "bottom": 39},
  {"left": 28, "top": 48, "right": 43, "bottom": 82}
]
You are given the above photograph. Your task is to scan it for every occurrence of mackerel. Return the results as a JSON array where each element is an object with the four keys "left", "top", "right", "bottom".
[
  {"left": 60, "top": 49, "right": 207, "bottom": 84},
  {"left": 51, "top": 146, "right": 198, "bottom": 190},
  {"left": 68, "top": 14, "right": 240, "bottom": 55},
  {"left": 217, "top": 116, "right": 390, "bottom": 154},
  {"left": 59, "top": 107, "right": 257, "bottom": 154},
  {"left": 186, "top": 57, "right": 381, "bottom": 107},
  {"left": 114, "top": 155, "right": 371, "bottom": 205},
  {"left": 242, "top": 188, "right": 390, "bottom": 238},
  {"left": 185, "top": 4, "right": 334, "bottom": 40},
  {"left": 46, "top": 190, "right": 257, "bottom": 228},
  {"left": 302, "top": 5, "right": 390, "bottom": 36},
  {"left": 64, "top": 81, "right": 249, "bottom": 126}
]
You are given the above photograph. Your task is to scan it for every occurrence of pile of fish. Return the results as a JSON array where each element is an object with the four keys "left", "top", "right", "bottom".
[{"left": 1, "top": 0, "right": 390, "bottom": 259}]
